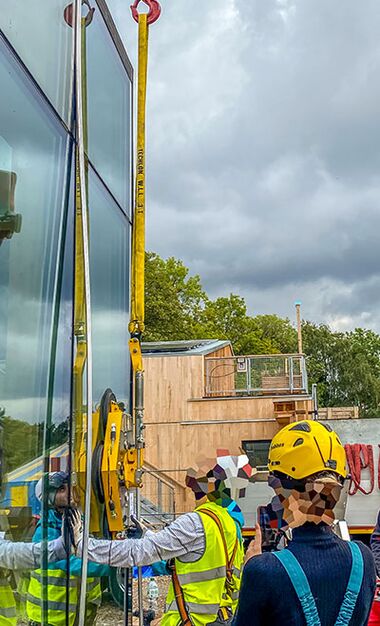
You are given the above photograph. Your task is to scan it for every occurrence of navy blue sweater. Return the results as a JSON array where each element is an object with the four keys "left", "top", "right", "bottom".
[
  {"left": 234, "top": 524, "right": 376, "bottom": 626},
  {"left": 370, "top": 511, "right": 380, "bottom": 574}
]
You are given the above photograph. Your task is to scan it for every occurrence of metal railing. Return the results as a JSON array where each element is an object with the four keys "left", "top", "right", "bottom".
[
  {"left": 141, "top": 467, "right": 176, "bottom": 526},
  {"left": 204, "top": 354, "right": 308, "bottom": 398}
]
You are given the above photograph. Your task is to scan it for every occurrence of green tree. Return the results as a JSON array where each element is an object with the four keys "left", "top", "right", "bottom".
[
  {"left": 302, "top": 322, "right": 380, "bottom": 416},
  {"left": 251, "top": 315, "right": 297, "bottom": 354},
  {"left": 144, "top": 252, "right": 209, "bottom": 341}
]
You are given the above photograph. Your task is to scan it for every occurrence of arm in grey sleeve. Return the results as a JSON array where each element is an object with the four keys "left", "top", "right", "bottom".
[
  {"left": 0, "top": 537, "right": 67, "bottom": 571},
  {"left": 78, "top": 513, "right": 205, "bottom": 568}
]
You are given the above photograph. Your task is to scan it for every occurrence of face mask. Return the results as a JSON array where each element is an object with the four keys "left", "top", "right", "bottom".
[{"left": 268, "top": 473, "right": 343, "bottom": 529}]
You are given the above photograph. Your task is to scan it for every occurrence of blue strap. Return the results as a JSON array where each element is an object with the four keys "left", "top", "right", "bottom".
[
  {"left": 334, "top": 542, "right": 363, "bottom": 626},
  {"left": 274, "top": 543, "right": 364, "bottom": 626},
  {"left": 273, "top": 550, "right": 321, "bottom": 626}
]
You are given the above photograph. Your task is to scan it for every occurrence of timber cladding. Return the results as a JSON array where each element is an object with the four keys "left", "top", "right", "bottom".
[{"left": 143, "top": 348, "right": 313, "bottom": 514}]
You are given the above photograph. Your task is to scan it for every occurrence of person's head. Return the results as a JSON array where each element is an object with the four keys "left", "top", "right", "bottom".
[
  {"left": 268, "top": 420, "right": 346, "bottom": 529},
  {"left": 186, "top": 449, "right": 256, "bottom": 505},
  {"left": 35, "top": 472, "right": 72, "bottom": 511}
]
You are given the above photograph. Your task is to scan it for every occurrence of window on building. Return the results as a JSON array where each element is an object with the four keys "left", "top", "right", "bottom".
[{"left": 242, "top": 440, "right": 271, "bottom": 469}]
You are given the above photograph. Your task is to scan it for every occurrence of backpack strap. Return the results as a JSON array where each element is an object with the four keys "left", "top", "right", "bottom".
[
  {"left": 273, "top": 550, "right": 321, "bottom": 626},
  {"left": 334, "top": 542, "right": 364, "bottom": 626}
]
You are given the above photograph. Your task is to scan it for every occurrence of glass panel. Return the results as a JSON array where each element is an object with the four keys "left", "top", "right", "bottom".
[
  {"left": 86, "top": 8, "right": 132, "bottom": 212},
  {"left": 72, "top": 169, "right": 130, "bottom": 622},
  {"left": 89, "top": 168, "right": 130, "bottom": 405},
  {"left": 0, "top": 34, "right": 72, "bottom": 624},
  {"left": 1, "top": 0, "right": 73, "bottom": 122}
]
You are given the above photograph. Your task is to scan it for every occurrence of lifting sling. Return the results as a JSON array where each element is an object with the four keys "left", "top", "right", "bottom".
[
  {"left": 273, "top": 542, "right": 364, "bottom": 626},
  {"left": 128, "top": 2, "right": 161, "bottom": 625}
]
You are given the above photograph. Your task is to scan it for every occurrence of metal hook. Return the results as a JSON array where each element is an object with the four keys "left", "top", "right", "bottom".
[
  {"left": 130, "top": 0, "right": 161, "bottom": 25},
  {"left": 64, "top": 0, "right": 95, "bottom": 28}
]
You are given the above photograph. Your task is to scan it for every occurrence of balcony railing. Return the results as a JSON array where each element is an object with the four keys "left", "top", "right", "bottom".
[
  {"left": 204, "top": 354, "right": 308, "bottom": 398},
  {"left": 141, "top": 465, "right": 176, "bottom": 526}
]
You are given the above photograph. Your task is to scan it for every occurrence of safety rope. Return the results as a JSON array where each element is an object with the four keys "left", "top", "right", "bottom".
[{"left": 344, "top": 444, "right": 375, "bottom": 495}]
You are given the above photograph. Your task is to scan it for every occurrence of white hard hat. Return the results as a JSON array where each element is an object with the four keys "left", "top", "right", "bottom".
[{"left": 35, "top": 472, "right": 69, "bottom": 503}]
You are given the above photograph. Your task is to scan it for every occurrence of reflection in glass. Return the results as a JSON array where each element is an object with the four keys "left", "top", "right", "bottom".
[
  {"left": 89, "top": 168, "right": 130, "bottom": 406},
  {"left": 86, "top": 9, "right": 132, "bottom": 212},
  {"left": 0, "top": 0, "right": 73, "bottom": 123},
  {"left": 0, "top": 34, "right": 72, "bottom": 624}
]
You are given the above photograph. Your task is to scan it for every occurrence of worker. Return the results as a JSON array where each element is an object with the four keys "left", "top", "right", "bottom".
[
  {"left": 0, "top": 484, "right": 68, "bottom": 625},
  {"left": 68, "top": 450, "right": 255, "bottom": 626},
  {"left": 369, "top": 510, "right": 380, "bottom": 625},
  {"left": 26, "top": 472, "right": 109, "bottom": 626},
  {"left": 234, "top": 420, "right": 376, "bottom": 626}
]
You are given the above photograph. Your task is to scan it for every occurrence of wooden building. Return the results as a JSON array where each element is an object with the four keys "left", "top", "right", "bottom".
[{"left": 142, "top": 340, "right": 314, "bottom": 514}]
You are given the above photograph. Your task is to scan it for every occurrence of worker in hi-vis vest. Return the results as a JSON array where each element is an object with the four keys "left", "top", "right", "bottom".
[
  {"left": 234, "top": 420, "right": 376, "bottom": 626},
  {"left": 26, "top": 472, "right": 109, "bottom": 626},
  {"left": 69, "top": 450, "right": 255, "bottom": 626},
  {"left": 0, "top": 465, "right": 67, "bottom": 626}
]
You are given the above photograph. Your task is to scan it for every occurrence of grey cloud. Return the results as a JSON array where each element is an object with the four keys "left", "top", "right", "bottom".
[{"left": 109, "top": 0, "right": 380, "bottom": 331}]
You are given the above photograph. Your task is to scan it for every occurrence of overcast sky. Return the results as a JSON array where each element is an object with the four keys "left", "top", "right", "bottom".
[{"left": 107, "top": 0, "right": 380, "bottom": 332}]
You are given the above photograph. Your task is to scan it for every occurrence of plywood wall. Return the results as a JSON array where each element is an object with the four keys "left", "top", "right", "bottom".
[{"left": 143, "top": 351, "right": 314, "bottom": 514}]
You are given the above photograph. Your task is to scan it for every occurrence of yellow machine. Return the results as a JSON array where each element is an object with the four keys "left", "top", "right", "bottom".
[{"left": 73, "top": 0, "right": 160, "bottom": 544}]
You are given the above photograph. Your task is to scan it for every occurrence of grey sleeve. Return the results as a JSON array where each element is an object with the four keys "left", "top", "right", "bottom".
[
  {"left": 78, "top": 513, "right": 205, "bottom": 568},
  {"left": 0, "top": 537, "right": 67, "bottom": 571}
]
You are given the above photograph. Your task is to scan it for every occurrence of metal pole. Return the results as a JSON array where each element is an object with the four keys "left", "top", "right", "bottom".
[
  {"left": 295, "top": 301, "right": 303, "bottom": 354},
  {"left": 135, "top": 369, "right": 144, "bottom": 626},
  {"left": 74, "top": 2, "right": 93, "bottom": 624}
]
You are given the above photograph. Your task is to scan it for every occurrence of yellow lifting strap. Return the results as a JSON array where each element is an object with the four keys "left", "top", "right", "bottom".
[
  {"left": 129, "top": 12, "right": 149, "bottom": 340},
  {"left": 129, "top": 0, "right": 161, "bottom": 364}
]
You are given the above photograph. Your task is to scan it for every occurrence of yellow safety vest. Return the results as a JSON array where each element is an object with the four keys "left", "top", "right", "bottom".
[
  {"left": 26, "top": 567, "right": 78, "bottom": 626},
  {"left": 0, "top": 576, "right": 16, "bottom": 626},
  {"left": 162, "top": 502, "right": 244, "bottom": 626},
  {"left": 26, "top": 568, "right": 102, "bottom": 626},
  {"left": 85, "top": 576, "right": 102, "bottom": 624}
]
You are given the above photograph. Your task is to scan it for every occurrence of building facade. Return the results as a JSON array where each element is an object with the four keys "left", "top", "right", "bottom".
[{"left": 0, "top": 2, "right": 133, "bottom": 621}]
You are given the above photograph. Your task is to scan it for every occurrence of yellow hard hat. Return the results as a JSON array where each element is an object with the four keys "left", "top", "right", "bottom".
[{"left": 268, "top": 420, "right": 347, "bottom": 480}]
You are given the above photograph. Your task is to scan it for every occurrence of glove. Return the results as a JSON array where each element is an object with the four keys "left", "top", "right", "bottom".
[
  {"left": 127, "top": 514, "right": 149, "bottom": 539},
  {"left": 64, "top": 507, "right": 83, "bottom": 553}
]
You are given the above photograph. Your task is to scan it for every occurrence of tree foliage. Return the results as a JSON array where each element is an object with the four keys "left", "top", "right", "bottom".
[{"left": 145, "top": 251, "right": 380, "bottom": 416}]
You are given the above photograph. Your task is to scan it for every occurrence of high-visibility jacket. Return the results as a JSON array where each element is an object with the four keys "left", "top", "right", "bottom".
[
  {"left": 27, "top": 567, "right": 78, "bottom": 626},
  {"left": 162, "top": 501, "right": 244, "bottom": 626},
  {"left": 26, "top": 510, "right": 109, "bottom": 626},
  {"left": 0, "top": 575, "right": 16, "bottom": 626}
]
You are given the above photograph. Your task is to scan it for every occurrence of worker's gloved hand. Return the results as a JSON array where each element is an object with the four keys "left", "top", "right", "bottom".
[
  {"left": 127, "top": 514, "right": 149, "bottom": 539},
  {"left": 63, "top": 507, "right": 83, "bottom": 553}
]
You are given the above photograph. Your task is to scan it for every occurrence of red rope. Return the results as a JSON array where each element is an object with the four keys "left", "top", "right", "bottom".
[{"left": 344, "top": 443, "right": 374, "bottom": 495}]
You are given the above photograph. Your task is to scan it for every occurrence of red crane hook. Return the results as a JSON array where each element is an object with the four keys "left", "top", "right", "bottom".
[
  {"left": 64, "top": 0, "right": 95, "bottom": 27},
  {"left": 130, "top": 0, "right": 161, "bottom": 25}
]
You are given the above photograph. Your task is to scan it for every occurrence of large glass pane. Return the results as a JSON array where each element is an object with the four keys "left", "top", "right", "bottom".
[
  {"left": 89, "top": 168, "right": 130, "bottom": 405},
  {"left": 86, "top": 8, "right": 132, "bottom": 212},
  {"left": 0, "top": 34, "right": 72, "bottom": 624},
  {"left": 0, "top": 0, "right": 73, "bottom": 122},
  {"left": 71, "top": 169, "right": 130, "bottom": 623}
]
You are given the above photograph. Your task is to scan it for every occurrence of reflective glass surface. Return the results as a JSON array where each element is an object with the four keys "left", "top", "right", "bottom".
[
  {"left": 0, "top": 34, "right": 73, "bottom": 623},
  {"left": 0, "top": 0, "right": 73, "bottom": 122},
  {"left": 89, "top": 168, "right": 130, "bottom": 406},
  {"left": 86, "top": 8, "right": 132, "bottom": 212}
]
